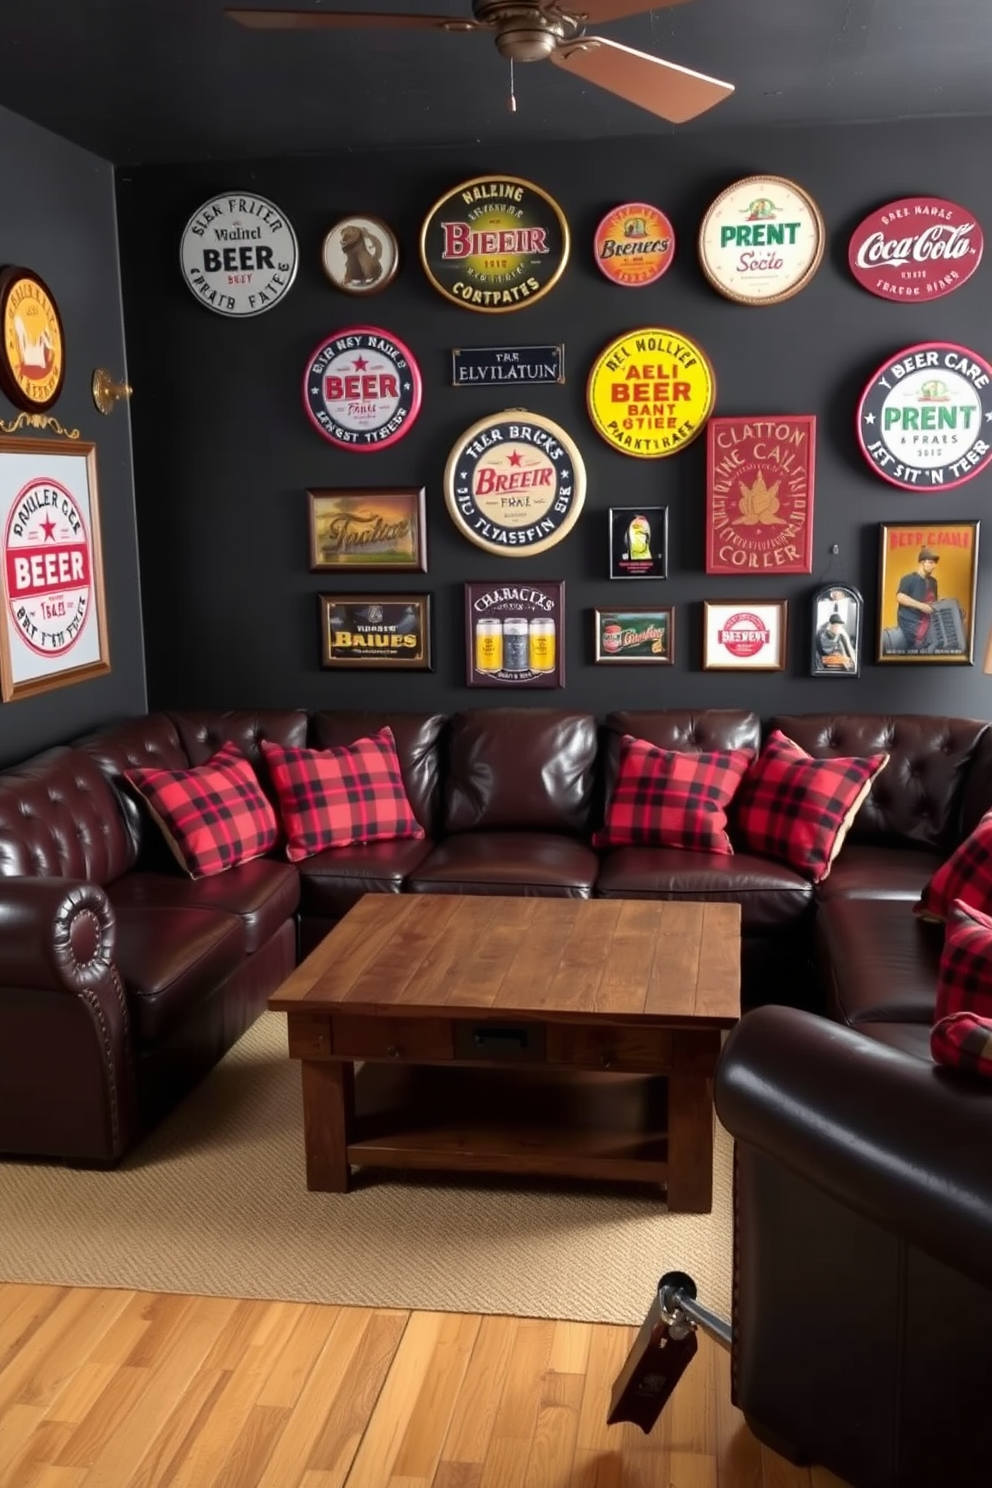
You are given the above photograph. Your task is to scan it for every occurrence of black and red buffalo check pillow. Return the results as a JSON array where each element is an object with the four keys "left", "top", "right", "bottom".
[
  {"left": 734, "top": 729, "right": 888, "bottom": 883},
  {"left": 593, "top": 734, "right": 754, "bottom": 854},
  {"left": 931, "top": 899, "right": 992, "bottom": 1079},
  {"left": 915, "top": 810, "right": 992, "bottom": 922},
  {"left": 261, "top": 727, "right": 424, "bottom": 862},
  {"left": 126, "top": 741, "right": 278, "bottom": 879}
]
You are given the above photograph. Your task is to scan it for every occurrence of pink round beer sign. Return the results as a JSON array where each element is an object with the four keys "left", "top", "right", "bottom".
[{"left": 848, "top": 197, "right": 982, "bottom": 302}]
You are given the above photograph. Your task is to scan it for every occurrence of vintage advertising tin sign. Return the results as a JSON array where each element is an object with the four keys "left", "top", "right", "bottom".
[
  {"left": 451, "top": 343, "right": 564, "bottom": 387},
  {"left": 0, "top": 267, "right": 65, "bottom": 412},
  {"left": 698, "top": 176, "right": 825, "bottom": 305},
  {"left": 848, "top": 197, "right": 983, "bottom": 302},
  {"left": 856, "top": 342, "right": 992, "bottom": 490},
  {"left": 705, "top": 416, "right": 815, "bottom": 574},
  {"left": 303, "top": 326, "right": 422, "bottom": 451},
  {"left": 593, "top": 203, "right": 675, "bottom": 287},
  {"left": 443, "top": 410, "right": 586, "bottom": 556},
  {"left": 179, "top": 192, "right": 298, "bottom": 317},
  {"left": 586, "top": 328, "right": 716, "bottom": 458},
  {"left": 420, "top": 175, "right": 569, "bottom": 312}
]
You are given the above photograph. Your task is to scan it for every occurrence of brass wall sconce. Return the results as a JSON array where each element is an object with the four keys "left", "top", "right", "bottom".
[{"left": 91, "top": 368, "right": 133, "bottom": 416}]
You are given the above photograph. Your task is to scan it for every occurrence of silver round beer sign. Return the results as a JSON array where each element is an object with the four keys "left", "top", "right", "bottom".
[{"left": 179, "top": 192, "right": 299, "bottom": 317}]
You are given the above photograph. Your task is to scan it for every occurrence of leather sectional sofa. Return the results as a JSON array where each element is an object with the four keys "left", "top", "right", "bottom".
[{"left": 1, "top": 704, "right": 989, "bottom": 1169}]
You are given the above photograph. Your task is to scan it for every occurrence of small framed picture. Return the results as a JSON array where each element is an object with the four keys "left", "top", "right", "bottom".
[
  {"left": 308, "top": 488, "right": 427, "bottom": 573},
  {"left": 810, "top": 584, "right": 863, "bottom": 677},
  {"left": 320, "top": 215, "right": 399, "bottom": 295},
  {"left": 703, "top": 599, "right": 787, "bottom": 671},
  {"left": 319, "top": 593, "right": 432, "bottom": 670},
  {"left": 877, "top": 522, "right": 979, "bottom": 664},
  {"left": 464, "top": 579, "right": 564, "bottom": 688},
  {"left": 609, "top": 506, "right": 668, "bottom": 579},
  {"left": 594, "top": 607, "right": 674, "bottom": 664}
]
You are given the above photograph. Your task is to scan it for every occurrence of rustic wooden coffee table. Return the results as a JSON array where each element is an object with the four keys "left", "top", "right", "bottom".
[{"left": 270, "top": 895, "right": 740, "bottom": 1212}]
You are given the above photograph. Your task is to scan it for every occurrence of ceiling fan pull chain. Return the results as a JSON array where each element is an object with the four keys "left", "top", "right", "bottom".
[{"left": 508, "top": 57, "right": 517, "bottom": 112}]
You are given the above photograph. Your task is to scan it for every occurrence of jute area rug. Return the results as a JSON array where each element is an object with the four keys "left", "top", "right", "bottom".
[{"left": 1, "top": 1013, "right": 733, "bottom": 1326}]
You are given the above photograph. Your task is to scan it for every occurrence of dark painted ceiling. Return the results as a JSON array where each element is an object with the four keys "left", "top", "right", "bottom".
[{"left": 3, "top": 0, "right": 992, "bottom": 167}]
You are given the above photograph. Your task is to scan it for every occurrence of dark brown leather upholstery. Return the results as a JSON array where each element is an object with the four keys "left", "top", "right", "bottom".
[
  {"left": 815, "top": 898, "right": 942, "bottom": 1026},
  {"left": 296, "top": 835, "right": 435, "bottom": 921},
  {"left": 408, "top": 831, "right": 598, "bottom": 896},
  {"left": 442, "top": 708, "right": 598, "bottom": 834},
  {"left": 595, "top": 845, "right": 813, "bottom": 930},
  {"left": 107, "top": 858, "right": 300, "bottom": 955}
]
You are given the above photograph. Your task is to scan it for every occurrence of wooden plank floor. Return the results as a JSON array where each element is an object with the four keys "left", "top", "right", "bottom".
[{"left": 0, "top": 1283, "right": 852, "bottom": 1487}]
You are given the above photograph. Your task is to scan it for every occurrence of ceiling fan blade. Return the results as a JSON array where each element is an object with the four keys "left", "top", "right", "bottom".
[
  {"left": 225, "top": 9, "right": 480, "bottom": 31},
  {"left": 551, "top": 35, "right": 733, "bottom": 123},
  {"left": 566, "top": 0, "right": 691, "bottom": 21}
]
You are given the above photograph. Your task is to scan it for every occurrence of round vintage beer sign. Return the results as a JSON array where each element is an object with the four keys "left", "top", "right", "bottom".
[
  {"left": 443, "top": 410, "right": 586, "bottom": 555},
  {"left": 719, "top": 610, "right": 770, "bottom": 659},
  {"left": 587, "top": 328, "right": 716, "bottom": 458},
  {"left": 593, "top": 203, "right": 675, "bottom": 287},
  {"left": 0, "top": 267, "right": 65, "bottom": 411},
  {"left": 856, "top": 341, "right": 992, "bottom": 490},
  {"left": 179, "top": 192, "right": 299, "bottom": 316},
  {"left": 420, "top": 175, "right": 569, "bottom": 312},
  {"left": 4, "top": 478, "right": 92, "bottom": 656},
  {"left": 303, "top": 326, "right": 422, "bottom": 451},
  {"left": 698, "top": 175, "right": 825, "bottom": 305},
  {"left": 848, "top": 197, "right": 983, "bottom": 301}
]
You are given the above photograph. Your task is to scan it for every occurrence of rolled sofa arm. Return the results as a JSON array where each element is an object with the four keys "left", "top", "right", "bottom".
[
  {"left": 715, "top": 1004, "right": 992, "bottom": 1290},
  {"left": 0, "top": 878, "right": 136, "bottom": 1164}
]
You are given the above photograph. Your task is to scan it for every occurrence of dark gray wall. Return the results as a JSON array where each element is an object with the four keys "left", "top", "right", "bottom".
[
  {"left": 117, "top": 118, "right": 992, "bottom": 721},
  {"left": 0, "top": 105, "right": 145, "bottom": 767}
]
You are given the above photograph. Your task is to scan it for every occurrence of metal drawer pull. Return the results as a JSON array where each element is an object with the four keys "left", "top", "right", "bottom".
[
  {"left": 386, "top": 1044, "right": 401, "bottom": 1059},
  {"left": 473, "top": 1026, "right": 528, "bottom": 1054}
]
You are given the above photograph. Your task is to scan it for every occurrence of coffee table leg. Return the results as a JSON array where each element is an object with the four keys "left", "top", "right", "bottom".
[
  {"left": 666, "top": 1073, "right": 714, "bottom": 1213},
  {"left": 300, "top": 1060, "right": 354, "bottom": 1192}
]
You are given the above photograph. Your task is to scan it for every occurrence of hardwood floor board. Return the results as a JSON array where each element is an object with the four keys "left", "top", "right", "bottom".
[
  {"left": 521, "top": 1396, "right": 583, "bottom": 1488},
  {"left": 540, "top": 1367, "right": 585, "bottom": 1410},
  {"left": 390, "top": 1313, "right": 481, "bottom": 1480},
  {"left": 306, "top": 1310, "right": 410, "bottom": 1475},
  {"left": 488, "top": 1318, "right": 556, "bottom": 1443},
  {"left": 0, "top": 1285, "right": 67, "bottom": 1374},
  {"left": 0, "top": 1400, "right": 47, "bottom": 1474},
  {"left": 671, "top": 1447, "right": 720, "bottom": 1487},
  {"left": 122, "top": 1293, "right": 199, "bottom": 1368},
  {"left": 548, "top": 1319, "right": 593, "bottom": 1376},
  {"left": 574, "top": 1322, "right": 640, "bottom": 1455},
  {"left": 435, "top": 1313, "right": 516, "bottom": 1468},
  {"left": 431, "top": 1462, "right": 484, "bottom": 1488},
  {"left": 124, "top": 1367, "right": 231, "bottom": 1488},
  {"left": 54, "top": 1364, "right": 150, "bottom": 1468},
  {"left": 0, "top": 1288, "right": 133, "bottom": 1413},
  {"left": 570, "top": 1447, "right": 625, "bottom": 1486},
  {"left": 210, "top": 1402, "right": 293, "bottom": 1488},
  {"left": 477, "top": 1433, "right": 533, "bottom": 1488},
  {"left": 18, "top": 1463, "right": 89, "bottom": 1488},
  {"left": 253, "top": 1303, "right": 345, "bottom": 1411}
]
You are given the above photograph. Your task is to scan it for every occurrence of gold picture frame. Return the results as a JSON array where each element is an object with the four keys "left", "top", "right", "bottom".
[
  {"left": 319, "top": 592, "right": 432, "bottom": 670},
  {"left": 308, "top": 487, "right": 427, "bottom": 573},
  {"left": 877, "top": 521, "right": 978, "bottom": 663},
  {"left": 0, "top": 436, "right": 110, "bottom": 701}
]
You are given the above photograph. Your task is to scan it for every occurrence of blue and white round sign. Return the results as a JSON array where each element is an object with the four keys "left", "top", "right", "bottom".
[{"left": 179, "top": 192, "right": 298, "bottom": 317}]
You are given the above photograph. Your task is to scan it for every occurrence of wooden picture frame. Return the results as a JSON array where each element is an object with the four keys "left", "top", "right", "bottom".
[
  {"left": 702, "top": 599, "right": 787, "bottom": 672},
  {"left": 464, "top": 579, "right": 564, "bottom": 688},
  {"left": 594, "top": 606, "right": 675, "bottom": 664},
  {"left": 810, "top": 583, "right": 863, "bottom": 678},
  {"left": 308, "top": 488, "right": 427, "bottom": 573},
  {"left": 0, "top": 437, "right": 110, "bottom": 702},
  {"left": 608, "top": 506, "right": 668, "bottom": 580},
  {"left": 877, "top": 521, "right": 978, "bottom": 663},
  {"left": 319, "top": 592, "right": 432, "bottom": 670}
]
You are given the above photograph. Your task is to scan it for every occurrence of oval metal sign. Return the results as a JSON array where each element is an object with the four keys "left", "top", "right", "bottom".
[
  {"left": 848, "top": 196, "right": 983, "bottom": 302},
  {"left": 856, "top": 341, "right": 992, "bottom": 490},
  {"left": 593, "top": 203, "right": 675, "bottom": 287},
  {"left": 587, "top": 328, "right": 716, "bottom": 458},
  {"left": 698, "top": 175, "right": 825, "bottom": 305},
  {"left": 0, "top": 266, "right": 65, "bottom": 411},
  {"left": 443, "top": 410, "right": 586, "bottom": 555},
  {"left": 303, "top": 326, "right": 422, "bottom": 451},
  {"left": 420, "top": 175, "right": 569, "bottom": 313},
  {"left": 180, "top": 192, "right": 298, "bottom": 317}
]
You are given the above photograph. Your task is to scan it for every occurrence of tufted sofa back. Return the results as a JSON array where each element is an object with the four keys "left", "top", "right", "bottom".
[
  {"left": 600, "top": 710, "right": 762, "bottom": 820},
  {"left": 443, "top": 708, "right": 598, "bottom": 835},
  {"left": 771, "top": 714, "right": 991, "bottom": 853},
  {"left": 0, "top": 746, "right": 134, "bottom": 883}
]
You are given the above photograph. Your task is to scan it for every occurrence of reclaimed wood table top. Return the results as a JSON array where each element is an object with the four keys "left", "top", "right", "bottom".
[{"left": 270, "top": 895, "right": 740, "bottom": 1026}]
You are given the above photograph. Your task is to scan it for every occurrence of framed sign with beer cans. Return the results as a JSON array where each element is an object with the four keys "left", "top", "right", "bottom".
[{"left": 464, "top": 579, "right": 564, "bottom": 688}]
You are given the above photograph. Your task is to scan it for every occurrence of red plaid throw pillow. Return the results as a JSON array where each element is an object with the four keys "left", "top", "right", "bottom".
[
  {"left": 734, "top": 729, "right": 888, "bottom": 883},
  {"left": 916, "top": 811, "right": 992, "bottom": 922},
  {"left": 931, "top": 899, "right": 992, "bottom": 1078},
  {"left": 593, "top": 734, "right": 753, "bottom": 854},
  {"left": 261, "top": 727, "right": 424, "bottom": 862},
  {"left": 126, "top": 741, "right": 278, "bottom": 879}
]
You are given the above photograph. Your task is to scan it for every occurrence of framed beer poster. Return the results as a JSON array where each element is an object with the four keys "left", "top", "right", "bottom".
[
  {"left": 308, "top": 488, "right": 427, "bottom": 572},
  {"left": 319, "top": 593, "right": 432, "bottom": 670},
  {"left": 594, "top": 607, "right": 674, "bottom": 664},
  {"left": 0, "top": 437, "right": 110, "bottom": 701},
  {"left": 876, "top": 521, "right": 978, "bottom": 664},
  {"left": 609, "top": 506, "right": 668, "bottom": 579},
  {"left": 706, "top": 416, "right": 815, "bottom": 574},
  {"left": 702, "top": 600, "right": 787, "bottom": 672},
  {"left": 464, "top": 579, "right": 564, "bottom": 688}
]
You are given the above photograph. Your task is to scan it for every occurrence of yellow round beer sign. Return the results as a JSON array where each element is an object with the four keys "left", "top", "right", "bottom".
[
  {"left": 586, "top": 328, "right": 716, "bottom": 458},
  {"left": 0, "top": 266, "right": 65, "bottom": 412}
]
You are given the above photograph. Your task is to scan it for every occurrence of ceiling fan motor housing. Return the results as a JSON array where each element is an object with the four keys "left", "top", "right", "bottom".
[{"left": 472, "top": 1, "right": 570, "bottom": 62}]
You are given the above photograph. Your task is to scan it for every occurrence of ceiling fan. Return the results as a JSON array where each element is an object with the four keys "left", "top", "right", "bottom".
[{"left": 225, "top": 1, "right": 735, "bottom": 124}]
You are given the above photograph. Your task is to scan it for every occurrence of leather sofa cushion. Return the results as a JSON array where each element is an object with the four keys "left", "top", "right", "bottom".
[
  {"left": 114, "top": 904, "right": 247, "bottom": 1047},
  {"left": 815, "top": 842, "right": 942, "bottom": 903},
  {"left": 0, "top": 748, "right": 133, "bottom": 884},
  {"left": 296, "top": 836, "right": 435, "bottom": 920},
  {"left": 309, "top": 711, "right": 446, "bottom": 836},
  {"left": 443, "top": 709, "right": 597, "bottom": 834},
  {"left": 408, "top": 831, "right": 598, "bottom": 896},
  {"left": 816, "top": 898, "right": 943, "bottom": 1026},
  {"left": 107, "top": 857, "right": 299, "bottom": 955},
  {"left": 772, "top": 713, "right": 989, "bottom": 854},
  {"left": 595, "top": 846, "right": 813, "bottom": 932}
]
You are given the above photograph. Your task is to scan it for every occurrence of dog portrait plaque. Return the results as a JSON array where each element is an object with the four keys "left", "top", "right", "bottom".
[{"left": 321, "top": 216, "right": 399, "bottom": 296}]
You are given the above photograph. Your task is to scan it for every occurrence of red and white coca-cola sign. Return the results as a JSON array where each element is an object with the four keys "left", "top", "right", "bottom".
[{"left": 849, "top": 197, "right": 982, "bottom": 302}]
